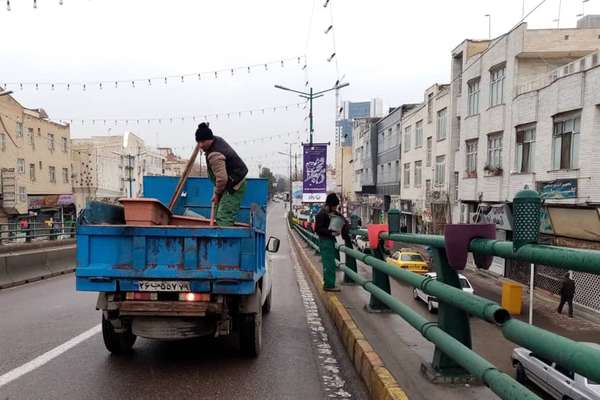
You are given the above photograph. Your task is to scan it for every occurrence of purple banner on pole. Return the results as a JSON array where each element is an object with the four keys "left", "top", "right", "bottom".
[{"left": 303, "top": 144, "right": 327, "bottom": 202}]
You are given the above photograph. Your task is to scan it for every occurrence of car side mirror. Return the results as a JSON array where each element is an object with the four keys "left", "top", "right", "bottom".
[{"left": 266, "top": 236, "right": 280, "bottom": 253}]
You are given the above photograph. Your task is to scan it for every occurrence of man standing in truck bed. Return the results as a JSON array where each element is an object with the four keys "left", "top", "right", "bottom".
[{"left": 195, "top": 122, "right": 248, "bottom": 226}]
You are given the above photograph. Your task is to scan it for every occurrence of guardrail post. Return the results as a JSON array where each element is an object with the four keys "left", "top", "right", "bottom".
[
  {"left": 342, "top": 215, "right": 359, "bottom": 285},
  {"left": 366, "top": 212, "right": 394, "bottom": 312},
  {"left": 427, "top": 246, "right": 473, "bottom": 381}
]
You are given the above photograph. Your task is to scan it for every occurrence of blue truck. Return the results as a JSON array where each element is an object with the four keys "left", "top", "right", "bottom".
[{"left": 75, "top": 176, "right": 279, "bottom": 356}]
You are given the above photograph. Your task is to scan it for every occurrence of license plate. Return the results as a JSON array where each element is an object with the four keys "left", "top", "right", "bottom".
[{"left": 137, "top": 280, "right": 191, "bottom": 292}]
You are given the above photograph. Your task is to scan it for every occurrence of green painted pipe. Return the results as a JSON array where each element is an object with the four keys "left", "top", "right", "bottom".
[
  {"left": 381, "top": 233, "right": 600, "bottom": 275},
  {"left": 338, "top": 265, "right": 540, "bottom": 400},
  {"left": 293, "top": 225, "right": 319, "bottom": 252},
  {"left": 337, "top": 244, "right": 508, "bottom": 324},
  {"left": 502, "top": 318, "right": 600, "bottom": 383}
]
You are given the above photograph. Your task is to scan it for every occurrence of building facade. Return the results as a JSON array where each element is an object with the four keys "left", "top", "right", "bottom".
[
  {"left": 399, "top": 84, "right": 451, "bottom": 234},
  {"left": 351, "top": 117, "right": 379, "bottom": 221},
  {"left": 451, "top": 20, "right": 600, "bottom": 276},
  {"left": 72, "top": 132, "right": 165, "bottom": 211},
  {"left": 0, "top": 95, "right": 73, "bottom": 223}
]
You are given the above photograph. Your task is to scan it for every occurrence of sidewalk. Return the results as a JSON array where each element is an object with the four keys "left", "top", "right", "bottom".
[{"left": 463, "top": 266, "right": 600, "bottom": 338}]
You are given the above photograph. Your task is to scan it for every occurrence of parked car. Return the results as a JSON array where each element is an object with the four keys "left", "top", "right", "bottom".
[
  {"left": 352, "top": 234, "right": 370, "bottom": 252},
  {"left": 387, "top": 251, "right": 429, "bottom": 275},
  {"left": 412, "top": 272, "right": 474, "bottom": 313},
  {"left": 511, "top": 346, "right": 600, "bottom": 400}
]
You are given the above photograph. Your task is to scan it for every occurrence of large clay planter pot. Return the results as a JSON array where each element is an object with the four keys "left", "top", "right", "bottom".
[{"left": 119, "top": 198, "right": 171, "bottom": 226}]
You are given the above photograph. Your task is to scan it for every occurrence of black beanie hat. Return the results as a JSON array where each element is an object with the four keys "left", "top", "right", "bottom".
[
  {"left": 195, "top": 122, "right": 214, "bottom": 142},
  {"left": 325, "top": 193, "right": 340, "bottom": 207}
]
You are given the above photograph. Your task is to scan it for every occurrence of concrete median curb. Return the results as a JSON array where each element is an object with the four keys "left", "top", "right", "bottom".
[
  {"left": 0, "top": 244, "right": 76, "bottom": 290},
  {"left": 288, "top": 225, "right": 409, "bottom": 400}
]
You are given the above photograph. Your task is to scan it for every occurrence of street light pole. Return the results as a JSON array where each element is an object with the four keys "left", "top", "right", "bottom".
[{"left": 274, "top": 82, "right": 349, "bottom": 145}]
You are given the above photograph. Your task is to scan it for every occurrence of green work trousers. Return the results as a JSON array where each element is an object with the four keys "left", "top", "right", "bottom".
[
  {"left": 215, "top": 181, "right": 247, "bottom": 226},
  {"left": 319, "top": 237, "right": 338, "bottom": 289}
]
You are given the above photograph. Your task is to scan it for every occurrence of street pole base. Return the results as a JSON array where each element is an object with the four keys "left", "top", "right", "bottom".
[
  {"left": 364, "top": 304, "right": 393, "bottom": 313},
  {"left": 420, "top": 363, "right": 481, "bottom": 385}
]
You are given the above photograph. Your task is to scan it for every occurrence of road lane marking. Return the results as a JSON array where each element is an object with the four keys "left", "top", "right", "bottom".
[
  {"left": 289, "top": 233, "right": 352, "bottom": 399},
  {"left": 0, "top": 324, "right": 101, "bottom": 388}
]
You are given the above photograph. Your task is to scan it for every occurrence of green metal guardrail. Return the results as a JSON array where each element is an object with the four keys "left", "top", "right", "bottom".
[{"left": 290, "top": 212, "right": 600, "bottom": 400}]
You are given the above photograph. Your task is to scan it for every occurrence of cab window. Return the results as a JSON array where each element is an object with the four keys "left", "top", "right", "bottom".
[
  {"left": 401, "top": 254, "right": 424, "bottom": 262},
  {"left": 555, "top": 364, "right": 574, "bottom": 380},
  {"left": 530, "top": 353, "right": 552, "bottom": 365},
  {"left": 459, "top": 278, "right": 471, "bottom": 289}
]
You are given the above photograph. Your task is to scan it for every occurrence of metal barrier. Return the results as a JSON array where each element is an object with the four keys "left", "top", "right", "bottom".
[
  {"left": 290, "top": 210, "right": 600, "bottom": 400},
  {"left": 0, "top": 223, "right": 76, "bottom": 244}
]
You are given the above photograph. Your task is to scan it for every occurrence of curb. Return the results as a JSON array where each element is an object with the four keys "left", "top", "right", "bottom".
[{"left": 288, "top": 225, "right": 409, "bottom": 400}]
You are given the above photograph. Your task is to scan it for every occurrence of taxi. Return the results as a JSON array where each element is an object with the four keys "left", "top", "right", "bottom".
[{"left": 386, "top": 250, "right": 429, "bottom": 274}]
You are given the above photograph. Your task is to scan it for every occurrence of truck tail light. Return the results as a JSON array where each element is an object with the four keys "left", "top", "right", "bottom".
[
  {"left": 125, "top": 292, "right": 157, "bottom": 301},
  {"left": 179, "top": 292, "right": 210, "bottom": 302}
]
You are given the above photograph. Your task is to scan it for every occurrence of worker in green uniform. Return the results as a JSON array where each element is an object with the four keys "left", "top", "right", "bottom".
[
  {"left": 195, "top": 123, "right": 248, "bottom": 226},
  {"left": 315, "top": 193, "right": 348, "bottom": 291}
]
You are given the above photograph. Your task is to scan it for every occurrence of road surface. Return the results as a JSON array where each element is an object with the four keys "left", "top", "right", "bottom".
[{"left": 0, "top": 202, "right": 367, "bottom": 400}]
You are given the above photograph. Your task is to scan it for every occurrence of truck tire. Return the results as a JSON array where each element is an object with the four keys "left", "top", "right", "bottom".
[
  {"left": 102, "top": 315, "right": 136, "bottom": 354},
  {"left": 262, "top": 289, "right": 272, "bottom": 314},
  {"left": 515, "top": 363, "right": 527, "bottom": 384},
  {"left": 240, "top": 306, "right": 262, "bottom": 357}
]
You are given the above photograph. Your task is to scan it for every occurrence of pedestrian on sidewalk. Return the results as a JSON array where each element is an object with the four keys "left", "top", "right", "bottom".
[
  {"left": 315, "top": 193, "right": 346, "bottom": 292},
  {"left": 557, "top": 272, "right": 575, "bottom": 318}
]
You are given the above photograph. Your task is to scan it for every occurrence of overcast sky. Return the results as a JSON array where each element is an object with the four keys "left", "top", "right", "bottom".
[{"left": 2, "top": 0, "right": 599, "bottom": 176}]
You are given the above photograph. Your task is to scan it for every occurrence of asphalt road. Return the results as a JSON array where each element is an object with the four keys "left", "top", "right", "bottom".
[{"left": 0, "top": 202, "right": 367, "bottom": 400}]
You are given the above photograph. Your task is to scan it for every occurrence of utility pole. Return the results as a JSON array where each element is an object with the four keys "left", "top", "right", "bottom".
[
  {"left": 274, "top": 82, "right": 349, "bottom": 145},
  {"left": 127, "top": 154, "right": 134, "bottom": 197}
]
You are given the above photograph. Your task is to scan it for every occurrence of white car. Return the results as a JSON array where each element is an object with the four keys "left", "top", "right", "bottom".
[
  {"left": 353, "top": 235, "right": 370, "bottom": 252},
  {"left": 512, "top": 346, "right": 600, "bottom": 400},
  {"left": 412, "top": 272, "right": 474, "bottom": 313}
]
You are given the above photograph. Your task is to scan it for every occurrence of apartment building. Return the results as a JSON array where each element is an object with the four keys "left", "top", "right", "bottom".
[
  {"left": 450, "top": 18, "right": 600, "bottom": 284},
  {"left": 0, "top": 94, "right": 72, "bottom": 223},
  {"left": 351, "top": 117, "right": 379, "bottom": 221},
  {"left": 398, "top": 84, "right": 451, "bottom": 234},
  {"left": 72, "top": 132, "right": 165, "bottom": 211}
]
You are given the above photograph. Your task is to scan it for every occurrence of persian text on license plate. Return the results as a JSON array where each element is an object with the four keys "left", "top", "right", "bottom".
[{"left": 137, "top": 280, "right": 191, "bottom": 292}]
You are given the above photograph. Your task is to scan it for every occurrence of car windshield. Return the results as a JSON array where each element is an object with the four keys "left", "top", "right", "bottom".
[
  {"left": 401, "top": 254, "right": 423, "bottom": 262},
  {"left": 459, "top": 278, "right": 471, "bottom": 289}
]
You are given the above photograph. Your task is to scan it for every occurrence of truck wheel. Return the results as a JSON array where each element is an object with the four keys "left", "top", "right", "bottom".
[
  {"left": 102, "top": 315, "right": 136, "bottom": 354},
  {"left": 427, "top": 299, "right": 436, "bottom": 314},
  {"left": 262, "top": 289, "right": 272, "bottom": 314},
  {"left": 239, "top": 307, "right": 262, "bottom": 357}
]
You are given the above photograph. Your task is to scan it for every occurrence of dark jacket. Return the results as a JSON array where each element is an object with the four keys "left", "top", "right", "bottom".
[
  {"left": 205, "top": 136, "right": 248, "bottom": 194},
  {"left": 560, "top": 277, "right": 575, "bottom": 299},
  {"left": 315, "top": 208, "right": 350, "bottom": 241}
]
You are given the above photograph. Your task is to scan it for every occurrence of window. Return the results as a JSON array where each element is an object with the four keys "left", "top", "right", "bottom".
[
  {"left": 62, "top": 167, "right": 69, "bottom": 183},
  {"left": 414, "top": 161, "right": 422, "bottom": 187},
  {"left": 62, "top": 137, "right": 68, "bottom": 153},
  {"left": 427, "top": 93, "right": 434, "bottom": 123},
  {"left": 403, "top": 163, "right": 410, "bottom": 187},
  {"left": 17, "top": 158, "right": 25, "bottom": 174},
  {"left": 395, "top": 160, "right": 400, "bottom": 181},
  {"left": 29, "top": 163, "right": 36, "bottom": 182},
  {"left": 552, "top": 114, "right": 580, "bottom": 170},
  {"left": 490, "top": 66, "right": 505, "bottom": 106},
  {"left": 453, "top": 172, "right": 459, "bottom": 200},
  {"left": 435, "top": 155, "right": 446, "bottom": 186},
  {"left": 466, "top": 139, "right": 478, "bottom": 177},
  {"left": 436, "top": 108, "right": 448, "bottom": 140},
  {"left": 395, "top": 124, "right": 401, "bottom": 146},
  {"left": 0, "top": 133, "right": 5, "bottom": 151},
  {"left": 554, "top": 364, "right": 574, "bottom": 380},
  {"left": 401, "top": 254, "right": 424, "bottom": 262},
  {"left": 403, "top": 126, "right": 411, "bottom": 152},
  {"left": 415, "top": 120, "right": 423, "bottom": 148},
  {"left": 456, "top": 117, "right": 461, "bottom": 151},
  {"left": 48, "top": 133, "right": 55, "bottom": 152},
  {"left": 49, "top": 166, "right": 56, "bottom": 183},
  {"left": 16, "top": 122, "right": 23, "bottom": 137},
  {"left": 515, "top": 126, "right": 536, "bottom": 173},
  {"left": 486, "top": 133, "right": 503, "bottom": 170},
  {"left": 18, "top": 186, "right": 26, "bottom": 202},
  {"left": 28, "top": 128, "right": 35, "bottom": 148},
  {"left": 467, "top": 78, "right": 480, "bottom": 115},
  {"left": 426, "top": 137, "right": 432, "bottom": 167}
]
